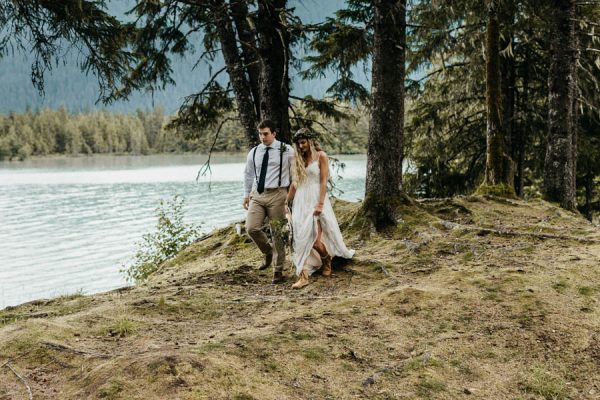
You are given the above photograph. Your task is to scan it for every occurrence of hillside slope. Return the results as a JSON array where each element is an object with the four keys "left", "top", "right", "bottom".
[{"left": 1, "top": 196, "right": 599, "bottom": 399}]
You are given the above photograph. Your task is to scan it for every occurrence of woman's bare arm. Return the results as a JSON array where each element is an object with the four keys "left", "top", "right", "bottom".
[{"left": 315, "top": 151, "right": 329, "bottom": 215}]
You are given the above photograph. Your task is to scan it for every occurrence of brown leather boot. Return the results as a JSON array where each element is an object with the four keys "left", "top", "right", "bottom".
[
  {"left": 292, "top": 269, "right": 310, "bottom": 289},
  {"left": 259, "top": 253, "right": 273, "bottom": 270},
  {"left": 321, "top": 254, "right": 332, "bottom": 277},
  {"left": 272, "top": 270, "right": 284, "bottom": 284}
]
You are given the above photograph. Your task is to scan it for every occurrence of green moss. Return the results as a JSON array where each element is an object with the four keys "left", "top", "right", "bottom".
[
  {"left": 416, "top": 375, "right": 447, "bottom": 398},
  {"left": 291, "top": 332, "right": 315, "bottom": 341},
  {"left": 303, "top": 347, "right": 326, "bottom": 361},
  {"left": 474, "top": 183, "right": 517, "bottom": 198},
  {"left": 233, "top": 394, "right": 258, "bottom": 400},
  {"left": 578, "top": 286, "right": 595, "bottom": 296},
  {"left": 98, "top": 379, "right": 125, "bottom": 399}
]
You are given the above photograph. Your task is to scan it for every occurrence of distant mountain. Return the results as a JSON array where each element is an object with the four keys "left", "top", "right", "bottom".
[{"left": 0, "top": 0, "right": 368, "bottom": 114}]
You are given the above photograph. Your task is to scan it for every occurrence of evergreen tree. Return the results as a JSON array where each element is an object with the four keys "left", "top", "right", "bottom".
[
  {"left": 543, "top": 0, "right": 578, "bottom": 210},
  {"left": 362, "top": 0, "right": 407, "bottom": 230}
]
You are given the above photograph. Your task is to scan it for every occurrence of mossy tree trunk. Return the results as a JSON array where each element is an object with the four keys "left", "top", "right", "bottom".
[
  {"left": 543, "top": 0, "right": 577, "bottom": 210},
  {"left": 514, "top": 38, "right": 531, "bottom": 197},
  {"left": 230, "top": 0, "right": 262, "bottom": 120},
  {"left": 362, "top": 0, "right": 406, "bottom": 231},
  {"left": 483, "top": 0, "right": 514, "bottom": 191},
  {"left": 256, "top": 0, "right": 291, "bottom": 144},
  {"left": 213, "top": 0, "right": 260, "bottom": 149}
]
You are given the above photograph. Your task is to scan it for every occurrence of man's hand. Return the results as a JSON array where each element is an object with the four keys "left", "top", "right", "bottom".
[{"left": 243, "top": 197, "right": 250, "bottom": 210}]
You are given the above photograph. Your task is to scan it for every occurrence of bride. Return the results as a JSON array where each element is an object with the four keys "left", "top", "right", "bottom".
[{"left": 285, "top": 128, "right": 354, "bottom": 289}]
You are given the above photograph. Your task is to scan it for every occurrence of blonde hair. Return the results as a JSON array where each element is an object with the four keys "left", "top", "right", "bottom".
[{"left": 292, "top": 138, "right": 322, "bottom": 187}]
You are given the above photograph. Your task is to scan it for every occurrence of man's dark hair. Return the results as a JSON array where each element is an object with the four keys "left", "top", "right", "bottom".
[{"left": 257, "top": 119, "right": 277, "bottom": 133}]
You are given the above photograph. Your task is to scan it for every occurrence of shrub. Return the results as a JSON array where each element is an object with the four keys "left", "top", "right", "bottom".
[{"left": 122, "top": 195, "right": 201, "bottom": 282}]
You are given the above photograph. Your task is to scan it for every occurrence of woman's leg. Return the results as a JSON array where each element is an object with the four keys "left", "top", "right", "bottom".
[
  {"left": 313, "top": 220, "right": 328, "bottom": 257},
  {"left": 313, "top": 220, "right": 332, "bottom": 277}
]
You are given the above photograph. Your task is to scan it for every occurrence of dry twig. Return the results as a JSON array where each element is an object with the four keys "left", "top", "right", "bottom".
[{"left": 5, "top": 362, "right": 33, "bottom": 400}]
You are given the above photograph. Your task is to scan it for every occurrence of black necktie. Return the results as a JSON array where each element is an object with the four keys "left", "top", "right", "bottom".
[{"left": 257, "top": 147, "right": 271, "bottom": 193}]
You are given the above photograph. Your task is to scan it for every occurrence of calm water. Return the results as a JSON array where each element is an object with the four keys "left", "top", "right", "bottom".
[{"left": 0, "top": 154, "right": 366, "bottom": 309}]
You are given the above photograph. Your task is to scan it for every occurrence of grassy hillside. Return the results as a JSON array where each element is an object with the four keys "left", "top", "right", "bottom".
[{"left": 1, "top": 196, "right": 599, "bottom": 399}]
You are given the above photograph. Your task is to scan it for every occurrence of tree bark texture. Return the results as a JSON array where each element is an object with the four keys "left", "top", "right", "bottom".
[
  {"left": 584, "top": 172, "right": 594, "bottom": 221},
  {"left": 484, "top": 0, "right": 513, "bottom": 187},
  {"left": 230, "top": 0, "right": 261, "bottom": 118},
  {"left": 256, "top": 0, "right": 291, "bottom": 143},
  {"left": 363, "top": 0, "right": 406, "bottom": 230},
  {"left": 543, "top": 0, "right": 577, "bottom": 210},
  {"left": 213, "top": 0, "right": 260, "bottom": 148},
  {"left": 515, "top": 42, "right": 530, "bottom": 197}
]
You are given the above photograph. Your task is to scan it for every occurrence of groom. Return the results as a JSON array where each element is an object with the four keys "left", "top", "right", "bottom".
[{"left": 243, "top": 119, "right": 294, "bottom": 284}]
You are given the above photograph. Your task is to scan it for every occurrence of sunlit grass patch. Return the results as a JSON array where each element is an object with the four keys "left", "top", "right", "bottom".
[
  {"left": 102, "top": 317, "right": 138, "bottom": 337},
  {"left": 520, "top": 365, "right": 569, "bottom": 400},
  {"left": 97, "top": 379, "right": 125, "bottom": 399},
  {"left": 416, "top": 374, "right": 447, "bottom": 398},
  {"left": 578, "top": 286, "right": 595, "bottom": 296},
  {"left": 303, "top": 347, "right": 326, "bottom": 362}
]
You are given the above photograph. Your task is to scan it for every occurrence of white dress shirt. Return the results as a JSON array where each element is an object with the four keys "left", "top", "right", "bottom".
[{"left": 243, "top": 140, "right": 294, "bottom": 197}]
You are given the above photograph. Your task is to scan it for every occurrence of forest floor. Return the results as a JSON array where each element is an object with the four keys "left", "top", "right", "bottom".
[{"left": 1, "top": 196, "right": 599, "bottom": 399}]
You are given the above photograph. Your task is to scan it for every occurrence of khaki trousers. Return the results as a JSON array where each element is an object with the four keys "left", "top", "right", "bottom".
[{"left": 245, "top": 187, "right": 287, "bottom": 272}]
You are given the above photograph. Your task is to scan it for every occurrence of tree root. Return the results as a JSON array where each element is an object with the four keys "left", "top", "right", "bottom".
[{"left": 42, "top": 342, "right": 111, "bottom": 359}]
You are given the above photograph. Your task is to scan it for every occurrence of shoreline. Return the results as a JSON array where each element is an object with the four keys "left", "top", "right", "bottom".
[{"left": 0, "top": 150, "right": 368, "bottom": 164}]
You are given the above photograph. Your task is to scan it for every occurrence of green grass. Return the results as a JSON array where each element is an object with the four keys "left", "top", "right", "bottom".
[
  {"left": 578, "top": 286, "right": 595, "bottom": 296},
  {"left": 521, "top": 366, "right": 569, "bottom": 400},
  {"left": 416, "top": 375, "right": 447, "bottom": 398},
  {"left": 303, "top": 347, "right": 326, "bottom": 362},
  {"left": 551, "top": 280, "right": 569, "bottom": 293},
  {"left": 104, "top": 318, "right": 137, "bottom": 337},
  {"left": 98, "top": 379, "right": 124, "bottom": 399}
]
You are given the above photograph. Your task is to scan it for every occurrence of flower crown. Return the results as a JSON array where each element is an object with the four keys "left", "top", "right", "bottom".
[{"left": 292, "top": 128, "right": 319, "bottom": 142}]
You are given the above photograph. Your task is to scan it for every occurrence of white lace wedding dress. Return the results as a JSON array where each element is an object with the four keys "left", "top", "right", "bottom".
[{"left": 289, "top": 160, "right": 355, "bottom": 276}]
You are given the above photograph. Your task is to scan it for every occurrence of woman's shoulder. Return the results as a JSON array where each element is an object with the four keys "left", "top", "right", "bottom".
[{"left": 317, "top": 150, "right": 328, "bottom": 162}]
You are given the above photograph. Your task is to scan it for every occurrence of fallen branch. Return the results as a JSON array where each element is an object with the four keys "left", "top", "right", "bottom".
[
  {"left": 42, "top": 342, "right": 110, "bottom": 359},
  {"left": 49, "top": 355, "right": 75, "bottom": 369},
  {"left": 5, "top": 362, "right": 33, "bottom": 400}
]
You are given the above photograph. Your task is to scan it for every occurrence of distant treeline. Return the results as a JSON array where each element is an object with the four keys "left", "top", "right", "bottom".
[{"left": 0, "top": 107, "right": 369, "bottom": 161}]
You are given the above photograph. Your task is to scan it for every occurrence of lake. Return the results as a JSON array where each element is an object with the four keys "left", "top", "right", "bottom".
[{"left": 0, "top": 154, "right": 366, "bottom": 309}]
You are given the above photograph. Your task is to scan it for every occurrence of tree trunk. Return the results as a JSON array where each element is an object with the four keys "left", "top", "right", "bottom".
[
  {"left": 515, "top": 42, "right": 530, "bottom": 197},
  {"left": 256, "top": 0, "right": 291, "bottom": 143},
  {"left": 213, "top": 0, "right": 260, "bottom": 148},
  {"left": 230, "top": 0, "right": 261, "bottom": 119},
  {"left": 362, "top": 0, "right": 406, "bottom": 230},
  {"left": 571, "top": 30, "right": 579, "bottom": 203},
  {"left": 584, "top": 172, "right": 594, "bottom": 221},
  {"left": 501, "top": 35, "right": 516, "bottom": 190},
  {"left": 543, "top": 0, "right": 577, "bottom": 210},
  {"left": 484, "top": 0, "right": 513, "bottom": 188}
]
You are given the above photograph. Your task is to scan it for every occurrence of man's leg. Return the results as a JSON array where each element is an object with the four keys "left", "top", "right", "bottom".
[
  {"left": 267, "top": 188, "right": 288, "bottom": 273},
  {"left": 245, "top": 194, "right": 272, "bottom": 259}
]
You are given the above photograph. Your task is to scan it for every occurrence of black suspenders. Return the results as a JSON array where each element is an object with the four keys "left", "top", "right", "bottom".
[{"left": 253, "top": 144, "right": 285, "bottom": 188}]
